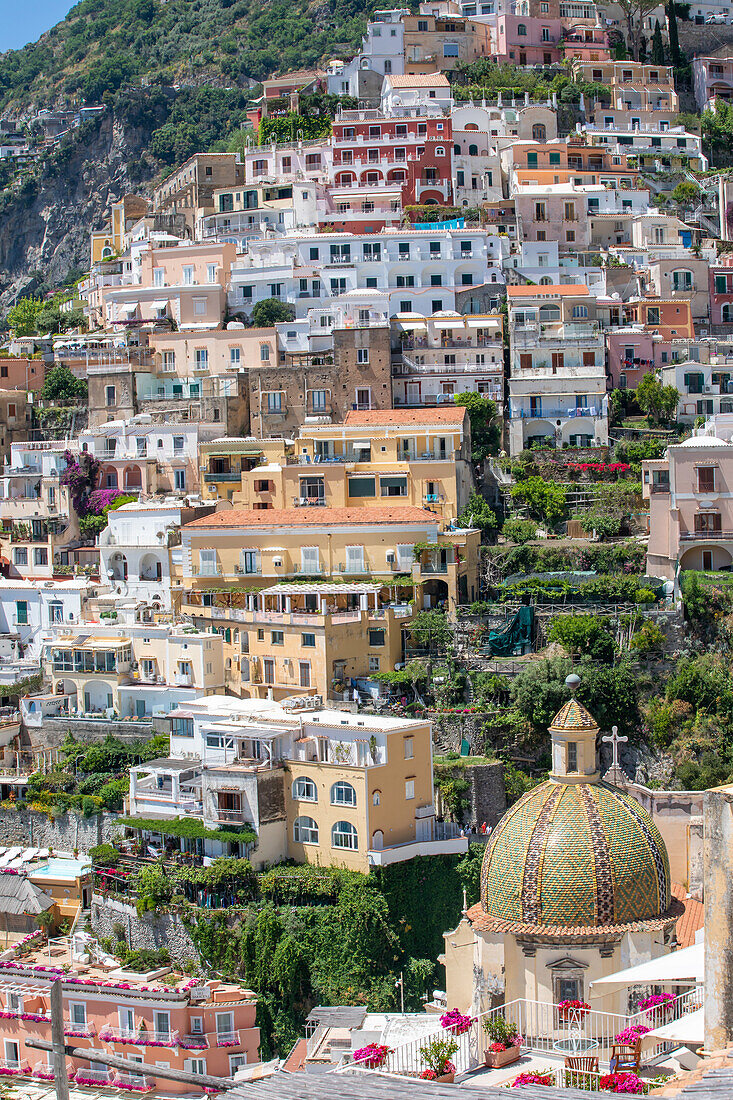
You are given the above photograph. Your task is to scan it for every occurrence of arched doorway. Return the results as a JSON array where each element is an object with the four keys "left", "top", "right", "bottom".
[{"left": 123, "top": 465, "right": 142, "bottom": 491}]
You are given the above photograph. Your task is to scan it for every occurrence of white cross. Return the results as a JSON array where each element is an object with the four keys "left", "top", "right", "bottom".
[{"left": 602, "top": 725, "right": 628, "bottom": 770}]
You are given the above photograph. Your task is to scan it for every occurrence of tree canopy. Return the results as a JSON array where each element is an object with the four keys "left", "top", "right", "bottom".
[
  {"left": 251, "top": 298, "right": 295, "bottom": 327},
  {"left": 41, "top": 364, "right": 88, "bottom": 403},
  {"left": 454, "top": 392, "right": 501, "bottom": 463},
  {"left": 635, "top": 374, "right": 679, "bottom": 425}
]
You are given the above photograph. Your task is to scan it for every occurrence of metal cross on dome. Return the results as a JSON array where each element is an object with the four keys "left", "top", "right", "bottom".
[{"left": 602, "top": 725, "right": 627, "bottom": 770}]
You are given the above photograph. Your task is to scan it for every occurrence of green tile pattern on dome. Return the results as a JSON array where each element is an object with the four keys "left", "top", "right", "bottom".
[
  {"left": 481, "top": 781, "right": 672, "bottom": 930},
  {"left": 549, "top": 698, "right": 599, "bottom": 732}
]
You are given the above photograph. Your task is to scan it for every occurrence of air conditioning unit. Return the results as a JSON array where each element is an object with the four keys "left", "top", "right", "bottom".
[{"left": 704, "top": 385, "right": 712, "bottom": 393}]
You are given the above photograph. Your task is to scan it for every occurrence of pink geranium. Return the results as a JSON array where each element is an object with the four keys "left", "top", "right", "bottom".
[
  {"left": 599, "top": 1071, "right": 645, "bottom": 1094},
  {"left": 440, "top": 1008, "right": 474, "bottom": 1035},
  {"left": 353, "top": 1043, "right": 391, "bottom": 1069}
]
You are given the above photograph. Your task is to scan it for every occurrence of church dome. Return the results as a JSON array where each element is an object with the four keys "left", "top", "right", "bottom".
[{"left": 480, "top": 693, "right": 672, "bottom": 933}]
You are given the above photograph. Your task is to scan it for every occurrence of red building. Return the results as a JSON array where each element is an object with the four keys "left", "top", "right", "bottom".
[{"left": 326, "top": 109, "right": 453, "bottom": 232}]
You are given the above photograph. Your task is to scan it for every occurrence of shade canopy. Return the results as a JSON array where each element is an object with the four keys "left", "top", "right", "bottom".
[
  {"left": 591, "top": 941, "right": 704, "bottom": 993},
  {"left": 642, "top": 1007, "right": 704, "bottom": 1048}
]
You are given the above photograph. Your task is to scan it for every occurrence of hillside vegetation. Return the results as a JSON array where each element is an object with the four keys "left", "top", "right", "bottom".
[{"left": 0, "top": 0, "right": 377, "bottom": 113}]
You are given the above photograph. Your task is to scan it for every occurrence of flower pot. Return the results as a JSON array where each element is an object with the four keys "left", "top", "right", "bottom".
[
  {"left": 484, "top": 1046, "right": 520, "bottom": 1068},
  {"left": 436, "top": 1072, "right": 455, "bottom": 1083}
]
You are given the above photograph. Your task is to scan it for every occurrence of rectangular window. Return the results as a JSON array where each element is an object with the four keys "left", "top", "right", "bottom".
[
  {"left": 182, "top": 266, "right": 194, "bottom": 285},
  {"left": 404, "top": 736, "right": 414, "bottom": 760},
  {"left": 369, "top": 656, "right": 380, "bottom": 672},
  {"left": 14, "top": 549, "right": 27, "bottom": 567},
  {"left": 193, "top": 298, "right": 207, "bottom": 316},
  {"left": 263, "top": 658, "right": 275, "bottom": 684},
  {"left": 15, "top": 601, "right": 28, "bottom": 626},
  {"left": 697, "top": 467, "right": 716, "bottom": 493},
  {"left": 302, "top": 633, "right": 316, "bottom": 647},
  {"left": 207, "top": 263, "right": 217, "bottom": 283},
  {"left": 357, "top": 348, "right": 369, "bottom": 364},
  {"left": 520, "top": 353, "right": 532, "bottom": 370},
  {"left": 567, "top": 742, "right": 578, "bottom": 771},
  {"left": 195, "top": 349, "right": 208, "bottom": 369},
  {"left": 34, "top": 548, "right": 48, "bottom": 566},
  {"left": 105, "top": 385, "right": 116, "bottom": 407},
  {"left": 267, "top": 392, "right": 283, "bottom": 413},
  {"left": 348, "top": 477, "right": 375, "bottom": 497},
  {"left": 299, "top": 662, "right": 311, "bottom": 688},
  {"left": 241, "top": 550, "right": 259, "bottom": 574},
  {"left": 368, "top": 628, "right": 385, "bottom": 646},
  {"left": 405, "top": 779, "right": 415, "bottom": 800},
  {"left": 271, "top": 630, "right": 284, "bottom": 645},
  {"left": 260, "top": 344, "right": 270, "bottom": 362}
]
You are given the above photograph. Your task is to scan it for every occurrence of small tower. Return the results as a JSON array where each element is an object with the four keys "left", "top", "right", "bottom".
[{"left": 548, "top": 673, "right": 600, "bottom": 784}]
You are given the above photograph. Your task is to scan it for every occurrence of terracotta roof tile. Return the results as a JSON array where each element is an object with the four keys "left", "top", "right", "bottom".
[
  {"left": 344, "top": 408, "right": 466, "bottom": 426},
  {"left": 671, "top": 882, "right": 705, "bottom": 949},
  {"left": 184, "top": 506, "right": 442, "bottom": 529},
  {"left": 387, "top": 73, "right": 451, "bottom": 87}
]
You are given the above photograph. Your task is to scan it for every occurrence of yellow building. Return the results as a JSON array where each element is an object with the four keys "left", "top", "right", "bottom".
[
  {"left": 200, "top": 407, "right": 474, "bottom": 525},
  {"left": 90, "top": 195, "right": 149, "bottom": 265},
  {"left": 182, "top": 581, "right": 413, "bottom": 702},
  {"left": 181, "top": 504, "right": 480, "bottom": 609}
]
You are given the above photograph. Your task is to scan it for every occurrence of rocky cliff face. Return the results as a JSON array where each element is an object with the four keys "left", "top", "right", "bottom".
[{"left": 0, "top": 110, "right": 157, "bottom": 309}]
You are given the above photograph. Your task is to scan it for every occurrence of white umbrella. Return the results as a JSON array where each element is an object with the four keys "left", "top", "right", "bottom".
[
  {"left": 591, "top": 943, "right": 704, "bottom": 993},
  {"left": 643, "top": 1007, "right": 704, "bottom": 1048}
]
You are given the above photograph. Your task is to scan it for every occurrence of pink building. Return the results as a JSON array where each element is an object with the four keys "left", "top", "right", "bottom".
[
  {"left": 493, "top": 16, "right": 563, "bottom": 66},
  {"left": 606, "top": 330, "right": 657, "bottom": 390},
  {"left": 0, "top": 933, "right": 259, "bottom": 1092},
  {"left": 710, "top": 260, "right": 733, "bottom": 326},
  {"left": 644, "top": 429, "right": 733, "bottom": 579}
]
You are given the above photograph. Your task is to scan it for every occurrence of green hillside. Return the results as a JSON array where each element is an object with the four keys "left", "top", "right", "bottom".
[{"left": 0, "top": 0, "right": 377, "bottom": 112}]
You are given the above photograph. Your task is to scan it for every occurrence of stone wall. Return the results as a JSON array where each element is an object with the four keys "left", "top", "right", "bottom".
[
  {"left": 26, "top": 717, "right": 156, "bottom": 748},
  {"left": 91, "top": 894, "right": 199, "bottom": 967},
  {"left": 436, "top": 761, "right": 507, "bottom": 829},
  {"left": 0, "top": 807, "right": 122, "bottom": 851}
]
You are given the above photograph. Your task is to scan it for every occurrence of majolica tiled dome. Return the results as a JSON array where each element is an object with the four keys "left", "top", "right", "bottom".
[{"left": 480, "top": 697, "right": 672, "bottom": 932}]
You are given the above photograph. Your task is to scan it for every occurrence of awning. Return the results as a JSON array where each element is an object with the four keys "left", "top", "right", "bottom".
[
  {"left": 591, "top": 941, "right": 704, "bottom": 993},
  {"left": 120, "top": 303, "right": 139, "bottom": 316},
  {"left": 465, "top": 318, "right": 501, "bottom": 331},
  {"left": 432, "top": 318, "right": 465, "bottom": 329},
  {"left": 151, "top": 300, "right": 169, "bottom": 312},
  {"left": 395, "top": 314, "right": 427, "bottom": 329},
  {"left": 642, "top": 1007, "right": 704, "bottom": 1048}
]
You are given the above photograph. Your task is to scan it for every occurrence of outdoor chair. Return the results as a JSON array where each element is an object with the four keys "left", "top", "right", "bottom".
[
  {"left": 564, "top": 1056, "right": 599, "bottom": 1073},
  {"left": 609, "top": 1039, "right": 642, "bottom": 1073}
]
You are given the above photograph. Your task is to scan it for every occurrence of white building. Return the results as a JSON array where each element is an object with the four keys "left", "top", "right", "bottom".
[
  {"left": 391, "top": 310, "right": 504, "bottom": 408},
  {"left": 0, "top": 578, "right": 91, "bottom": 657}
]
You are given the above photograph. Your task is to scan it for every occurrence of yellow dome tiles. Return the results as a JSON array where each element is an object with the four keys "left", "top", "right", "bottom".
[
  {"left": 480, "top": 782, "right": 672, "bottom": 932},
  {"left": 549, "top": 698, "right": 599, "bottom": 733}
]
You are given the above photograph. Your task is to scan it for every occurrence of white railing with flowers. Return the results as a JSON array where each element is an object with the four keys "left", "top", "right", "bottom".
[{"left": 383, "top": 990, "right": 703, "bottom": 1079}]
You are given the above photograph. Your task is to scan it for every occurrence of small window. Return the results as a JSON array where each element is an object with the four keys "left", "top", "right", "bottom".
[
  {"left": 368, "top": 628, "right": 385, "bottom": 646},
  {"left": 271, "top": 630, "right": 284, "bottom": 645},
  {"left": 405, "top": 779, "right": 415, "bottom": 800},
  {"left": 302, "top": 633, "right": 316, "bottom": 647},
  {"left": 567, "top": 742, "right": 578, "bottom": 771},
  {"left": 404, "top": 736, "right": 414, "bottom": 760}
]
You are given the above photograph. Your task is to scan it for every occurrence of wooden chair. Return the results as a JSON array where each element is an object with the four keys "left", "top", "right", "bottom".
[
  {"left": 564, "top": 1056, "right": 599, "bottom": 1073},
  {"left": 609, "top": 1039, "right": 642, "bottom": 1073}
]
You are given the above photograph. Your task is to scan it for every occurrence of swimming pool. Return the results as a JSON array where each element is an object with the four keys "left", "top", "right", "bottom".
[{"left": 31, "top": 858, "right": 91, "bottom": 880}]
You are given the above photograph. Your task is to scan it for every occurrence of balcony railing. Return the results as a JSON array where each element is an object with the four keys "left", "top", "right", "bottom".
[
  {"left": 64, "top": 1018, "right": 95, "bottom": 1037},
  {"left": 99, "top": 1025, "right": 179, "bottom": 1047},
  {"left": 204, "top": 471, "right": 240, "bottom": 482},
  {"left": 75, "top": 1068, "right": 113, "bottom": 1085},
  {"left": 214, "top": 808, "right": 248, "bottom": 824},
  {"left": 216, "top": 1030, "right": 241, "bottom": 1047},
  {"left": 680, "top": 529, "right": 733, "bottom": 539}
]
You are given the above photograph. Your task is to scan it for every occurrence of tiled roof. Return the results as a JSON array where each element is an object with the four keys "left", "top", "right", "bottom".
[
  {"left": 671, "top": 882, "right": 705, "bottom": 949},
  {"left": 344, "top": 408, "right": 466, "bottom": 426},
  {"left": 465, "top": 899, "right": 682, "bottom": 940},
  {"left": 387, "top": 73, "right": 450, "bottom": 87},
  {"left": 507, "top": 284, "right": 590, "bottom": 297},
  {"left": 184, "top": 506, "right": 441, "bottom": 529},
  {"left": 479, "top": 781, "right": 673, "bottom": 931},
  {"left": 549, "top": 698, "right": 598, "bottom": 732}
]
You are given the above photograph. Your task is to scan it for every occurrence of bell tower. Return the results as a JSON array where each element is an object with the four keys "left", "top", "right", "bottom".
[{"left": 548, "top": 673, "right": 600, "bottom": 784}]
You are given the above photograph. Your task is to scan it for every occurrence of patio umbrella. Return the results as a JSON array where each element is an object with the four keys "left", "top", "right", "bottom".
[
  {"left": 590, "top": 942, "right": 704, "bottom": 993},
  {"left": 642, "top": 1008, "right": 704, "bottom": 1048}
]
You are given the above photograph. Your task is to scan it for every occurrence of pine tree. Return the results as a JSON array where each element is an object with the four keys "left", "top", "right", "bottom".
[{"left": 651, "top": 19, "right": 665, "bottom": 64}]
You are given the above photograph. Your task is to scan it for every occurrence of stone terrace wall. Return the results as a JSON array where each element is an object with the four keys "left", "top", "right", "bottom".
[
  {"left": 0, "top": 808, "right": 121, "bottom": 851},
  {"left": 91, "top": 895, "right": 199, "bottom": 968}
]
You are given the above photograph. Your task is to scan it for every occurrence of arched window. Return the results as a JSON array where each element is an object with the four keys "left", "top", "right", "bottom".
[
  {"left": 331, "top": 780, "right": 357, "bottom": 806},
  {"left": 332, "top": 821, "right": 358, "bottom": 850},
  {"left": 372, "top": 830, "right": 384, "bottom": 850},
  {"left": 292, "top": 776, "right": 318, "bottom": 802},
  {"left": 373, "top": 790, "right": 381, "bottom": 805},
  {"left": 465, "top": 122, "right": 478, "bottom": 130},
  {"left": 454, "top": 143, "right": 461, "bottom": 155},
  {"left": 293, "top": 816, "right": 319, "bottom": 843},
  {"left": 723, "top": 304, "right": 731, "bottom": 323},
  {"left": 539, "top": 305, "right": 561, "bottom": 321},
  {"left": 517, "top": 23, "right": 527, "bottom": 34},
  {"left": 572, "top": 305, "right": 588, "bottom": 319},
  {"left": 435, "top": 146, "right": 445, "bottom": 156},
  {"left": 468, "top": 143, "right": 478, "bottom": 156},
  {"left": 540, "top": 276, "right": 552, "bottom": 285},
  {"left": 532, "top": 123, "right": 546, "bottom": 141}
]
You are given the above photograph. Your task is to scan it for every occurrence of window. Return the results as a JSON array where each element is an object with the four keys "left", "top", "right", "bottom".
[
  {"left": 311, "top": 389, "right": 327, "bottom": 412},
  {"left": 182, "top": 266, "right": 194, "bottom": 285},
  {"left": 271, "top": 630, "right": 284, "bottom": 646},
  {"left": 13, "top": 549, "right": 27, "bottom": 567},
  {"left": 207, "top": 263, "right": 217, "bottom": 283},
  {"left": 15, "top": 601, "right": 28, "bottom": 626},
  {"left": 49, "top": 601, "right": 63, "bottom": 624},
  {"left": 567, "top": 742, "right": 578, "bottom": 771},
  {"left": 331, "top": 781, "right": 357, "bottom": 806},
  {"left": 263, "top": 658, "right": 275, "bottom": 684},
  {"left": 292, "top": 776, "right": 317, "bottom": 801},
  {"left": 153, "top": 268, "right": 164, "bottom": 287},
  {"left": 573, "top": 305, "right": 588, "bottom": 319},
  {"left": 369, "top": 656, "right": 380, "bottom": 672},
  {"left": 368, "top": 628, "right": 385, "bottom": 647},
  {"left": 697, "top": 466, "right": 716, "bottom": 493},
  {"left": 349, "top": 477, "right": 375, "bottom": 497},
  {"left": 294, "top": 816, "right": 319, "bottom": 843},
  {"left": 443, "top": 42, "right": 459, "bottom": 56},
  {"left": 332, "top": 820, "right": 358, "bottom": 849},
  {"left": 302, "top": 633, "right": 316, "bottom": 647},
  {"left": 193, "top": 298, "right": 207, "bottom": 316},
  {"left": 517, "top": 22, "right": 527, "bottom": 33},
  {"left": 647, "top": 307, "right": 660, "bottom": 326},
  {"left": 172, "top": 717, "right": 194, "bottom": 737},
  {"left": 34, "top": 548, "right": 48, "bottom": 566},
  {"left": 70, "top": 1002, "right": 87, "bottom": 1027},
  {"left": 695, "top": 512, "right": 722, "bottom": 534},
  {"left": 404, "top": 736, "right": 414, "bottom": 760},
  {"left": 299, "top": 662, "right": 311, "bottom": 688},
  {"left": 357, "top": 348, "right": 369, "bottom": 364},
  {"left": 241, "top": 550, "right": 259, "bottom": 574},
  {"left": 105, "top": 385, "right": 116, "bottom": 407},
  {"left": 405, "top": 779, "right": 415, "bottom": 800},
  {"left": 267, "top": 392, "right": 283, "bottom": 413}
]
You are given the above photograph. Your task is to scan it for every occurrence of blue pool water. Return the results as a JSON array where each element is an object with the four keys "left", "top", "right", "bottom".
[{"left": 31, "top": 858, "right": 91, "bottom": 879}]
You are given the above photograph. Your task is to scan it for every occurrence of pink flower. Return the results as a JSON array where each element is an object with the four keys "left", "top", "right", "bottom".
[
  {"left": 440, "top": 1008, "right": 474, "bottom": 1035},
  {"left": 353, "top": 1043, "right": 391, "bottom": 1069}
]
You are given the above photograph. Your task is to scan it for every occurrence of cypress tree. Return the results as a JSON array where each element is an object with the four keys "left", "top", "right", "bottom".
[{"left": 651, "top": 19, "right": 665, "bottom": 64}]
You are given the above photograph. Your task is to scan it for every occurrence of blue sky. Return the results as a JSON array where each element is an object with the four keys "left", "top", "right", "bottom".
[{"left": 2, "top": 0, "right": 74, "bottom": 51}]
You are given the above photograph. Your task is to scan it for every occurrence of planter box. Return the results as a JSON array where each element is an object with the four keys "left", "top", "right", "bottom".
[
  {"left": 436, "top": 1072, "right": 455, "bottom": 1083},
  {"left": 484, "top": 1046, "right": 521, "bottom": 1068}
]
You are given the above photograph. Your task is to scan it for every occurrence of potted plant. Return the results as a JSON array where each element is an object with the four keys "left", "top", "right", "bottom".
[
  {"left": 440, "top": 1008, "right": 473, "bottom": 1036},
  {"left": 512, "top": 1069, "right": 555, "bottom": 1087},
  {"left": 419, "top": 1035, "right": 458, "bottom": 1082},
  {"left": 482, "top": 1016, "right": 522, "bottom": 1068},
  {"left": 557, "top": 999, "right": 590, "bottom": 1022},
  {"left": 352, "top": 1043, "right": 391, "bottom": 1069},
  {"left": 599, "top": 1071, "right": 645, "bottom": 1094}
]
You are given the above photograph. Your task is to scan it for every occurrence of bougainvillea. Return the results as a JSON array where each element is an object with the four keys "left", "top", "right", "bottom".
[
  {"left": 638, "top": 994, "right": 675, "bottom": 1015},
  {"left": 440, "top": 1008, "right": 474, "bottom": 1035},
  {"left": 599, "top": 1071, "right": 645, "bottom": 1093}
]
